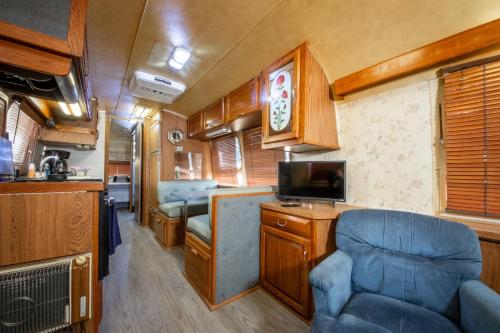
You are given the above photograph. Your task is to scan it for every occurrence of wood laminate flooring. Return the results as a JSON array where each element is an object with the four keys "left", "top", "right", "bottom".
[{"left": 100, "top": 209, "right": 309, "bottom": 333}]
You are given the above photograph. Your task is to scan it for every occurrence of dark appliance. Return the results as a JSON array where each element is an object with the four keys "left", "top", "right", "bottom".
[
  {"left": 40, "top": 150, "right": 71, "bottom": 180},
  {"left": 278, "top": 161, "right": 346, "bottom": 203}
]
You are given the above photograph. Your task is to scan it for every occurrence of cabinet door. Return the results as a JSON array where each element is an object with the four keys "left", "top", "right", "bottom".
[
  {"left": 226, "top": 77, "right": 260, "bottom": 122},
  {"left": 187, "top": 112, "right": 204, "bottom": 138},
  {"left": 262, "top": 46, "right": 301, "bottom": 144},
  {"left": 149, "top": 151, "right": 160, "bottom": 209},
  {"left": 204, "top": 99, "right": 225, "bottom": 130},
  {"left": 260, "top": 225, "right": 311, "bottom": 318}
]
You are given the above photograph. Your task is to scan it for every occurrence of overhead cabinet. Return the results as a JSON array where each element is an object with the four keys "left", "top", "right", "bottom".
[
  {"left": 0, "top": 0, "right": 87, "bottom": 57},
  {"left": 262, "top": 42, "right": 339, "bottom": 152},
  {"left": 225, "top": 77, "right": 260, "bottom": 122},
  {"left": 204, "top": 98, "right": 225, "bottom": 131},
  {"left": 187, "top": 112, "right": 204, "bottom": 138}
]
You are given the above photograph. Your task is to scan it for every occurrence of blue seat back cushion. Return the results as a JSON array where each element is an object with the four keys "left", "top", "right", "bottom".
[
  {"left": 157, "top": 180, "right": 217, "bottom": 204},
  {"left": 214, "top": 193, "right": 276, "bottom": 304},
  {"left": 336, "top": 209, "right": 481, "bottom": 322}
]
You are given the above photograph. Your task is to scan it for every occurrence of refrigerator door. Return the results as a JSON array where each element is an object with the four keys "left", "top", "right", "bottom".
[{"left": 132, "top": 124, "right": 142, "bottom": 224}]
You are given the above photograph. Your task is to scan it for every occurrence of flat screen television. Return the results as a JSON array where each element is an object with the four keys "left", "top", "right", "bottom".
[{"left": 278, "top": 161, "right": 346, "bottom": 203}]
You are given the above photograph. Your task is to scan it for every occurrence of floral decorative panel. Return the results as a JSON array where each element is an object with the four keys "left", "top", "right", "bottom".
[
  {"left": 294, "top": 81, "right": 436, "bottom": 215},
  {"left": 268, "top": 61, "right": 294, "bottom": 136}
]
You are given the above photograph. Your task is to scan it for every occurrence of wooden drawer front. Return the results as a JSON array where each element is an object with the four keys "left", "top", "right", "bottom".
[
  {"left": 261, "top": 210, "right": 311, "bottom": 237},
  {"left": 185, "top": 236, "right": 211, "bottom": 298},
  {"left": 0, "top": 192, "right": 94, "bottom": 266},
  {"left": 153, "top": 213, "right": 166, "bottom": 246}
]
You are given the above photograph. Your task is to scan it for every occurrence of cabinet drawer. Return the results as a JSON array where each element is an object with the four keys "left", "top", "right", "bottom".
[
  {"left": 153, "top": 213, "right": 166, "bottom": 246},
  {"left": 261, "top": 210, "right": 311, "bottom": 237},
  {"left": 185, "top": 236, "right": 211, "bottom": 299}
]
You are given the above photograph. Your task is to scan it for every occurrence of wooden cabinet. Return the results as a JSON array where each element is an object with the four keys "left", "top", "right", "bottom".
[
  {"left": 225, "top": 77, "right": 261, "bottom": 122},
  {"left": 185, "top": 232, "right": 212, "bottom": 300},
  {"left": 204, "top": 98, "right": 225, "bottom": 131},
  {"left": 0, "top": 0, "right": 87, "bottom": 57},
  {"left": 260, "top": 202, "right": 343, "bottom": 319},
  {"left": 261, "top": 225, "right": 311, "bottom": 317},
  {"left": 262, "top": 42, "right": 340, "bottom": 152},
  {"left": 153, "top": 211, "right": 185, "bottom": 249},
  {"left": 187, "top": 112, "right": 204, "bottom": 138}
]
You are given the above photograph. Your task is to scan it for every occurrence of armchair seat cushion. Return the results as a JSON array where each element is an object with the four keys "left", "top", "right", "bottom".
[
  {"left": 335, "top": 293, "right": 461, "bottom": 333},
  {"left": 187, "top": 214, "right": 211, "bottom": 244},
  {"left": 159, "top": 199, "right": 208, "bottom": 218}
]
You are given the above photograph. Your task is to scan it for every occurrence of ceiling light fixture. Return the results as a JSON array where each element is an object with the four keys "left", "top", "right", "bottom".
[
  {"left": 69, "top": 103, "right": 82, "bottom": 117},
  {"left": 58, "top": 101, "right": 71, "bottom": 115},
  {"left": 168, "top": 47, "right": 191, "bottom": 69}
]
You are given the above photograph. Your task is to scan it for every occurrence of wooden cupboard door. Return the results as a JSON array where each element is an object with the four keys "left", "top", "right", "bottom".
[
  {"left": 262, "top": 46, "right": 301, "bottom": 144},
  {"left": 260, "top": 225, "right": 311, "bottom": 318},
  {"left": 204, "top": 99, "right": 225, "bottom": 130},
  {"left": 185, "top": 236, "right": 211, "bottom": 299},
  {"left": 187, "top": 112, "right": 204, "bottom": 138},
  {"left": 226, "top": 77, "right": 260, "bottom": 122},
  {"left": 149, "top": 151, "right": 160, "bottom": 209}
]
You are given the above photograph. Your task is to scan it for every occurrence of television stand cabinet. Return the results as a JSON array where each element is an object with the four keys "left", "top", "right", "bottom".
[{"left": 259, "top": 201, "right": 355, "bottom": 320}]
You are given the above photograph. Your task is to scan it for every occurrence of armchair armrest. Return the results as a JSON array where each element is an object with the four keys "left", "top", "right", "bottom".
[
  {"left": 460, "top": 280, "right": 500, "bottom": 333},
  {"left": 309, "top": 250, "right": 353, "bottom": 320}
]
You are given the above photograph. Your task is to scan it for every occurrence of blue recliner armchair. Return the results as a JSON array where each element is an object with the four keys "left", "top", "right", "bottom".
[{"left": 310, "top": 209, "right": 500, "bottom": 333}]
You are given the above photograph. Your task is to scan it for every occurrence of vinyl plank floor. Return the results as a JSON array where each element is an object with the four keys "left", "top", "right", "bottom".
[{"left": 100, "top": 209, "right": 309, "bottom": 333}]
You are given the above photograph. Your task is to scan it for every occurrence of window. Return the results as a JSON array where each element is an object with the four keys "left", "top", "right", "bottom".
[
  {"left": 5, "top": 99, "right": 40, "bottom": 166},
  {"left": 211, "top": 134, "right": 244, "bottom": 186},
  {"left": 443, "top": 59, "right": 500, "bottom": 217},
  {"left": 242, "top": 127, "right": 284, "bottom": 186}
]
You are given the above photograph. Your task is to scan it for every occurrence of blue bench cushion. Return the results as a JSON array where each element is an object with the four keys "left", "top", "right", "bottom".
[
  {"left": 187, "top": 214, "right": 211, "bottom": 244},
  {"left": 158, "top": 199, "right": 208, "bottom": 218},
  {"left": 335, "top": 293, "right": 461, "bottom": 333}
]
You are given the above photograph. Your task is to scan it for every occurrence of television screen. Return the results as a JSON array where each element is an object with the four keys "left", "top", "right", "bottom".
[{"left": 278, "top": 161, "right": 346, "bottom": 202}]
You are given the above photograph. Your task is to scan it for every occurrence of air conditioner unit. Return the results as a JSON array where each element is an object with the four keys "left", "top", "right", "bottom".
[
  {"left": 205, "top": 127, "right": 232, "bottom": 138},
  {"left": 128, "top": 71, "right": 186, "bottom": 104},
  {"left": 0, "top": 254, "right": 92, "bottom": 332}
]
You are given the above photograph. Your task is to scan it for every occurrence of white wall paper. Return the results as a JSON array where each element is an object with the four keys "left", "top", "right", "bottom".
[
  {"left": 294, "top": 81, "right": 436, "bottom": 214},
  {"left": 44, "top": 111, "right": 106, "bottom": 180}
]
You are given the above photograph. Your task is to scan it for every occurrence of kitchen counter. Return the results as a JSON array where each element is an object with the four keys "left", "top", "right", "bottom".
[{"left": 0, "top": 180, "right": 104, "bottom": 193}]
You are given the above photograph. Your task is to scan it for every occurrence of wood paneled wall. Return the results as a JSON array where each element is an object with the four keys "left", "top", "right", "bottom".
[{"left": 160, "top": 111, "right": 213, "bottom": 180}]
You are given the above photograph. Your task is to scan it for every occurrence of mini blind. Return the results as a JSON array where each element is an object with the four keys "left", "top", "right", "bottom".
[
  {"left": 0, "top": 97, "right": 6, "bottom": 137},
  {"left": 211, "top": 134, "right": 242, "bottom": 186},
  {"left": 6, "top": 100, "right": 40, "bottom": 166},
  {"left": 242, "top": 127, "right": 284, "bottom": 186},
  {"left": 444, "top": 60, "right": 500, "bottom": 216}
]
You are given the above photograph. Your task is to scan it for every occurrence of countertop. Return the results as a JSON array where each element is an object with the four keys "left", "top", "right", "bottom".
[
  {"left": 260, "top": 201, "right": 358, "bottom": 220},
  {"left": 0, "top": 180, "right": 104, "bottom": 193}
]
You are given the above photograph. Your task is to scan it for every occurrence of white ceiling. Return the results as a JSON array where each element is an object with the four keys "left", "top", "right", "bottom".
[{"left": 86, "top": 0, "right": 500, "bottom": 132}]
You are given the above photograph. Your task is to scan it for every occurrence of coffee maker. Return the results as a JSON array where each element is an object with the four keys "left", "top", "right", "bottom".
[{"left": 40, "top": 150, "right": 71, "bottom": 179}]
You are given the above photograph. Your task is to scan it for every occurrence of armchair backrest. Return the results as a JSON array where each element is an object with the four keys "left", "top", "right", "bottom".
[
  {"left": 157, "top": 180, "right": 217, "bottom": 204},
  {"left": 336, "top": 209, "right": 481, "bottom": 321}
]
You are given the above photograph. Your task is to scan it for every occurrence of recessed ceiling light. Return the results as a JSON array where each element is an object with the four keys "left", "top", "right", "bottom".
[
  {"left": 172, "top": 47, "right": 191, "bottom": 64},
  {"left": 168, "top": 47, "right": 191, "bottom": 69}
]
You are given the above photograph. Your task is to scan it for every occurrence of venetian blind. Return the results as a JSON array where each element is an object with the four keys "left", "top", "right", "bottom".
[
  {"left": 242, "top": 127, "right": 284, "bottom": 186},
  {"left": 444, "top": 60, "right": 500, "bottom": 216},
  {"left": 211, "top": 134, "right": 242, "bottom": 186},
  {"left": 6, "top": 100, "right": 40, "bottom": 166},
  {"left": 0, "top": 97, "right": 6, "bottom": 137}
]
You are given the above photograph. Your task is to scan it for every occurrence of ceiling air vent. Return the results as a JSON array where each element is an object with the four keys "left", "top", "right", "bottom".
[{"left": 128, "top": 71, "right": 186, "bottom": 104}]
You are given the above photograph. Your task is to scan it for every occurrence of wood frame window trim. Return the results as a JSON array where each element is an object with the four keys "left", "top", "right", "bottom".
[{"left": 442, "top": 58, "right": 500, "bottom": 217}]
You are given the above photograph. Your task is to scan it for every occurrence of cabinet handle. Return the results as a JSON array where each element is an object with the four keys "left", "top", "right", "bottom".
[
  {"left": 277, "top": 219, "right": 287, "bottom": 227},
  {"left": 190, "top": 247, "right": 199, "bottom": 256},
  {"left": 303, "top": 250, "right": 308, "bottom": 266}
]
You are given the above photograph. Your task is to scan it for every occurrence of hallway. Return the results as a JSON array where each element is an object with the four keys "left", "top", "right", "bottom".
[{"left": 99, "top": 209, "right": 309, "bottom": 333}]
